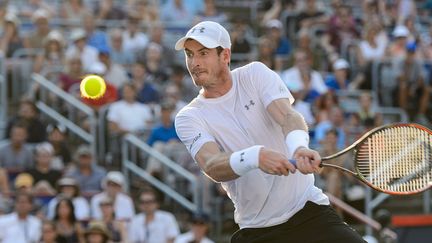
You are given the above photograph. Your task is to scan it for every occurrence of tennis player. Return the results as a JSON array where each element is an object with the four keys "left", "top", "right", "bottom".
[{"left": 174, "top": 21, "right": 365, "bottom": 243}]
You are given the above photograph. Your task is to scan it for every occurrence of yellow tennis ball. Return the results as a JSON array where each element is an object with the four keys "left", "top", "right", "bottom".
[{"left": 80, "top": 75, "right": 106, "bottom": 99}]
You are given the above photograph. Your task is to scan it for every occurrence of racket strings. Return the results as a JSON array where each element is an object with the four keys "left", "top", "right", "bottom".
[{"left": 357, "top": 126, "right": 432, "bottom": 193}]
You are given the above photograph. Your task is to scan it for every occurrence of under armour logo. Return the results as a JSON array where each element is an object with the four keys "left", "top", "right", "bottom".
[
  {"left": 240, "top": 152, "right": 245, "bottom": 162},
  {"left": 244, "top": 100, "right": 255, "bottom": 110},
  {"left": 191, "top": 27, "right": 205, "bottom": 33}
]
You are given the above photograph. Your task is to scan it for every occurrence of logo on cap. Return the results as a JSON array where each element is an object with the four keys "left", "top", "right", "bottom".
[{"left": 191, "top": 27, "right": 205, "bottom": 33}]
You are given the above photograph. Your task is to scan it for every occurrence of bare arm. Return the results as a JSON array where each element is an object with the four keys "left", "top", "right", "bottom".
[
  {"left": 267, "top": 98, "right": 321, "bottom": 174},
  {"left": 195, "top": 141, "right": 296, "bottom": 182},
  {"left": 267, "top": 98, "right": 308, "bottom": 136},
  {"left": 108, "top": 121, "right": 128, "bottom": 135},
  {"left": 195, "top": 141, "right": 237, "bottom": 182}
]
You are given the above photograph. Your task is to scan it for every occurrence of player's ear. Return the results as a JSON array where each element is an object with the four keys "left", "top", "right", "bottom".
[{"left": 223, "top": 48, "right": 231, "bottom": 66}]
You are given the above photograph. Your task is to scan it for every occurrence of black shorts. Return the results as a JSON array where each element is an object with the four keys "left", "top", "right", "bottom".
[{"left": 231, "top": 201, "right": 366, "bottom": 243}]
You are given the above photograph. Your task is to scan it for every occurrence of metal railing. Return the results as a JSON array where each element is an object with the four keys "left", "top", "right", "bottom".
[
  {"left": 0, "top": 53, "right": 6, "bottom": 139},
  {"left": 0, "top": 75, "right": 6, "bottom": 139},
  {"left": 326, "top": 192, "right": 398, "bottom": 242},
  {"left": 121, "top": 134, "right": 202, "bottom": 213},
  {"left": 10, "top": 48, "right": 43, "bottom": 104},
  {"left": 31, "top": 73, "right": 98, "bottom": 159},
  {"left": 364, "top": 188, "right": 431, "bottom": 236}
]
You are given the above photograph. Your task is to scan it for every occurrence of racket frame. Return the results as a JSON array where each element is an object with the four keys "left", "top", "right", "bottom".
[{"left": 319, "top": 123, "right": 432, "bottom": 195}]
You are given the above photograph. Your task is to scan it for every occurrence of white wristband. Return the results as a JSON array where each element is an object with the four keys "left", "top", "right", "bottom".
[
  {"left": 285, "top": 130, "right": 309, "bottom": 159},
  {"left": 229, "top": 145, "right": 263, "bottom": 176}
]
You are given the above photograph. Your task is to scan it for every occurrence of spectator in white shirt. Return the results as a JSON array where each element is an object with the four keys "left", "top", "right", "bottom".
[
  {"left": 65, "top": 28, "right": 99, "bottom": 72},
  {"left": 122, "top": 11, "right": 149, "bottom": 54},
  {"left": 46, "top": 177, "right": 90, "bottom": 221},
  {"left": 0, "top": 192, "right": 41, "bottom": 243},
  {"left": 107, "top": 83, "right": 154, "bottom": 136},
  {"left": 90, "top": 171, "right": 135, "bottom": 221},
  {"left": 129, "top": 187, "right": 179, "bottom": 243},
  {"left": 97, "top": 45, "right": 129, "bottom": 88},
  {"left": 280, "top": 49, "right": 328, "bottom": 103}
]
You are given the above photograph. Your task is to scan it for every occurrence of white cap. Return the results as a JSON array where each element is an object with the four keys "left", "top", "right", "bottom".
[
  {"left": 70, "top": 28, "right": 86, "bottom": 42},
  {"left": 44, "top": 30, "right": 64, "bottom": 46},
  {"left": 333, "top": 58, "right": 350, "bottom": 70},
  {"left": 35, "top": 142, "right": 54, "bottom": 155},
  {"left": 266, "top": 19, "right": 283, "bottom": 29},
  {"left": 102, "top": 171, "right": 126, "bottom": 190},
  {"left": 175, "top": 21, "right": 231, "bottom": 50},
  {"left": 88, "top": 62, "right": 107, "bottom": 75},
  {"left": 32, "top": 8, "right": 50, "bottom": 22},
  {"left": 4, "top": 13, "right": 20, "bottom": 26},
  {"left": 392, "top": 25, "right": 409, "bottom": 38}
]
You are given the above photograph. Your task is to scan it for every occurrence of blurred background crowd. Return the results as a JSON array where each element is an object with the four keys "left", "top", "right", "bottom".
[{"left": 0, "top": 0, "right": 432, "bottom": 242}]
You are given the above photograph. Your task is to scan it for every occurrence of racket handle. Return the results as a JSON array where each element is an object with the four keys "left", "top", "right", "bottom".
[
  {"left": 289, "top": 159, "right": 297, "bottom": 167},
  {"left": 288, "top": 159, "right": 323, "bottom": 168}
]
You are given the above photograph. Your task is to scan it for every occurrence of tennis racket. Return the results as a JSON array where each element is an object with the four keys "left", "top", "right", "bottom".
[{"left": 291, "top": 123, "right": 432, "bottom": 195}]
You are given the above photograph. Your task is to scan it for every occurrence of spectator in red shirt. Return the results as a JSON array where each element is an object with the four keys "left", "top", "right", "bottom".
[{"left": 81, "top": 62, "right": 118, "bottom": 111}]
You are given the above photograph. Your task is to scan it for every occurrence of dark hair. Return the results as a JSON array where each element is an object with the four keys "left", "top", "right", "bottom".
[
  {"left": 9, "top": 121, "right": 28, "bottom": 137},
  {"left": 171, "top": 64, "right": 185, "bottom": 75},
  {"left": 54, "top": 198, "right": 76, "bottom": 224},
  {"left": 216, "top": 46, "right": 224, "bottom": 56},
  {"left": 325, "top": 128, "right": 339, "bottom": 137},
  {"left": 122, "top": 82, "right": 136, "bottom": 91},
  {"left": 19, "top": 99, "right": 38, "bottom": 114},
  {"left": 47, "top": 123, "right": 67, "bottom": 134}
]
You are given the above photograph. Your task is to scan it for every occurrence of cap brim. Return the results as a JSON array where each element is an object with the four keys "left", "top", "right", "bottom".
[{"left": 175, "top": 36, "right": 220, "bottom": 50}]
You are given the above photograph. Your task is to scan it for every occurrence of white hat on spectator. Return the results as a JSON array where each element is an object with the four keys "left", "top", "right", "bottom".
[
  {"left": 43, "top": 30, "right": 65, "bottom": 47},
  {"left": 392, "top": 25, "right": 409, "bottom": 38},
  {"left": 74, "top": 144, "right": 93, "bottom": 162},
  {"left": 4, "top": 12, "right": 20, "bottom": 26},
  {"left": 31, "top": 8, "right": 50, "bottom": 22},
  {"left": 102, "top": 171, "right": 126, "bottom": 190},
  {"left": 35, "top": 142, "right": 54, "bottom": 155},
  {"left": 175, "top": 21, "right": 231, "bottom": 50},
  {"left": 58, "top": 177, "right": 78, "bottom": 187},
  {"left": 266, "top": 19, "right": 283, "bottom": 29},
  {"left": 333, "top": 58, "right": 350, "bottom": 70},
  {"left": 88, "top": 62, "right": 107, "bottom": 75},
  {"left": 70, "top": 28, "right": 87, "bottom": 42}
]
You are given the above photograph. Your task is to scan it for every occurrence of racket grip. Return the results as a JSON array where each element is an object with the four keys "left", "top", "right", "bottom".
[
  {"left": 289, "top": 159, "right": 297, "bottom": 168},
  {"left": 289, "top": 159, "right": 323, "bottom": 168}
]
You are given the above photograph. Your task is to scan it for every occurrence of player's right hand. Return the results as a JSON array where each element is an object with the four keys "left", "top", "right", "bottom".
[{"left": 258, "top": 147, "right": 296, "bottom": 176}]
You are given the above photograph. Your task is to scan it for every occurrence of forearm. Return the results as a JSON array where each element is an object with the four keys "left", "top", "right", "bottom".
[
  {"left": 267, "top": 99, "right": 308, "bottom": 136},
  {"left": 200, "top": 152, "right": 239, "bottom": 182}
]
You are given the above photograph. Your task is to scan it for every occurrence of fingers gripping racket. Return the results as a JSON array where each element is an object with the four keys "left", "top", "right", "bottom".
[{"left": 291, "top": 123, "right": 432, "bottom": 195}]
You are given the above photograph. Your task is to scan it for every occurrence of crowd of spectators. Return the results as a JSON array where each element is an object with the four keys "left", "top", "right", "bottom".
[{"left": 0, "top": 0, "right": 432, "bottom": 242}]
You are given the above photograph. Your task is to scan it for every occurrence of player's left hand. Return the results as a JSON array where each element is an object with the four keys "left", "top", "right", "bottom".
[{"left": 293, "top": 147, "right": 321, "bottom": 174}]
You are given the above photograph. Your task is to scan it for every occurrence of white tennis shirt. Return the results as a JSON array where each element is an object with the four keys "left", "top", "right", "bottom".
[{"left": 175, "top": 62, "right": 329, "bottom": 228}]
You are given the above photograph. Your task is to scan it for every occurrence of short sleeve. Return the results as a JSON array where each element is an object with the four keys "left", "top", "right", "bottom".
[
  {"left": 175, "top": 109, "right": 216, "bottom": 160},
  {"left": 106, "top": 103, "right": 119, "bottom": 122},
  {"left": 166, "top": 213, "right": 180, "bottom": 238},
  {"left": 248, "top": 62, "right": 294, "bottom": 108}
]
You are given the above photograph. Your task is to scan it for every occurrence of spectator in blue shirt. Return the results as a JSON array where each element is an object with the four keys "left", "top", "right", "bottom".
[
  {"left": 325, "top": 58, "right": 350, "bottom": 90},
  {"left": 83, "top": 13, "right": 109, "bottom": 51},
  {"left": 146, "top": 101, "right": 186, "bottom": 177},
  {"left": 268, "top": 20, "right": 291, "bottom": 55},
  {"left": 265, "top": 19, "right": 292, "bottom": 71},
  {"left": 130, "top": 62, "right": 160, "bottom": 104},
  {"left": 147, "top": 102, "right": 179, "bottom": 147},
  {"left": 65, "top": 145, "right": 106, "bottom": 196}
]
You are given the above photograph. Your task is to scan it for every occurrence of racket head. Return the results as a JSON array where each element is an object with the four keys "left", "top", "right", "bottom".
[{"left": 353, "top": 123, "right": 432, "bottom": 195}]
